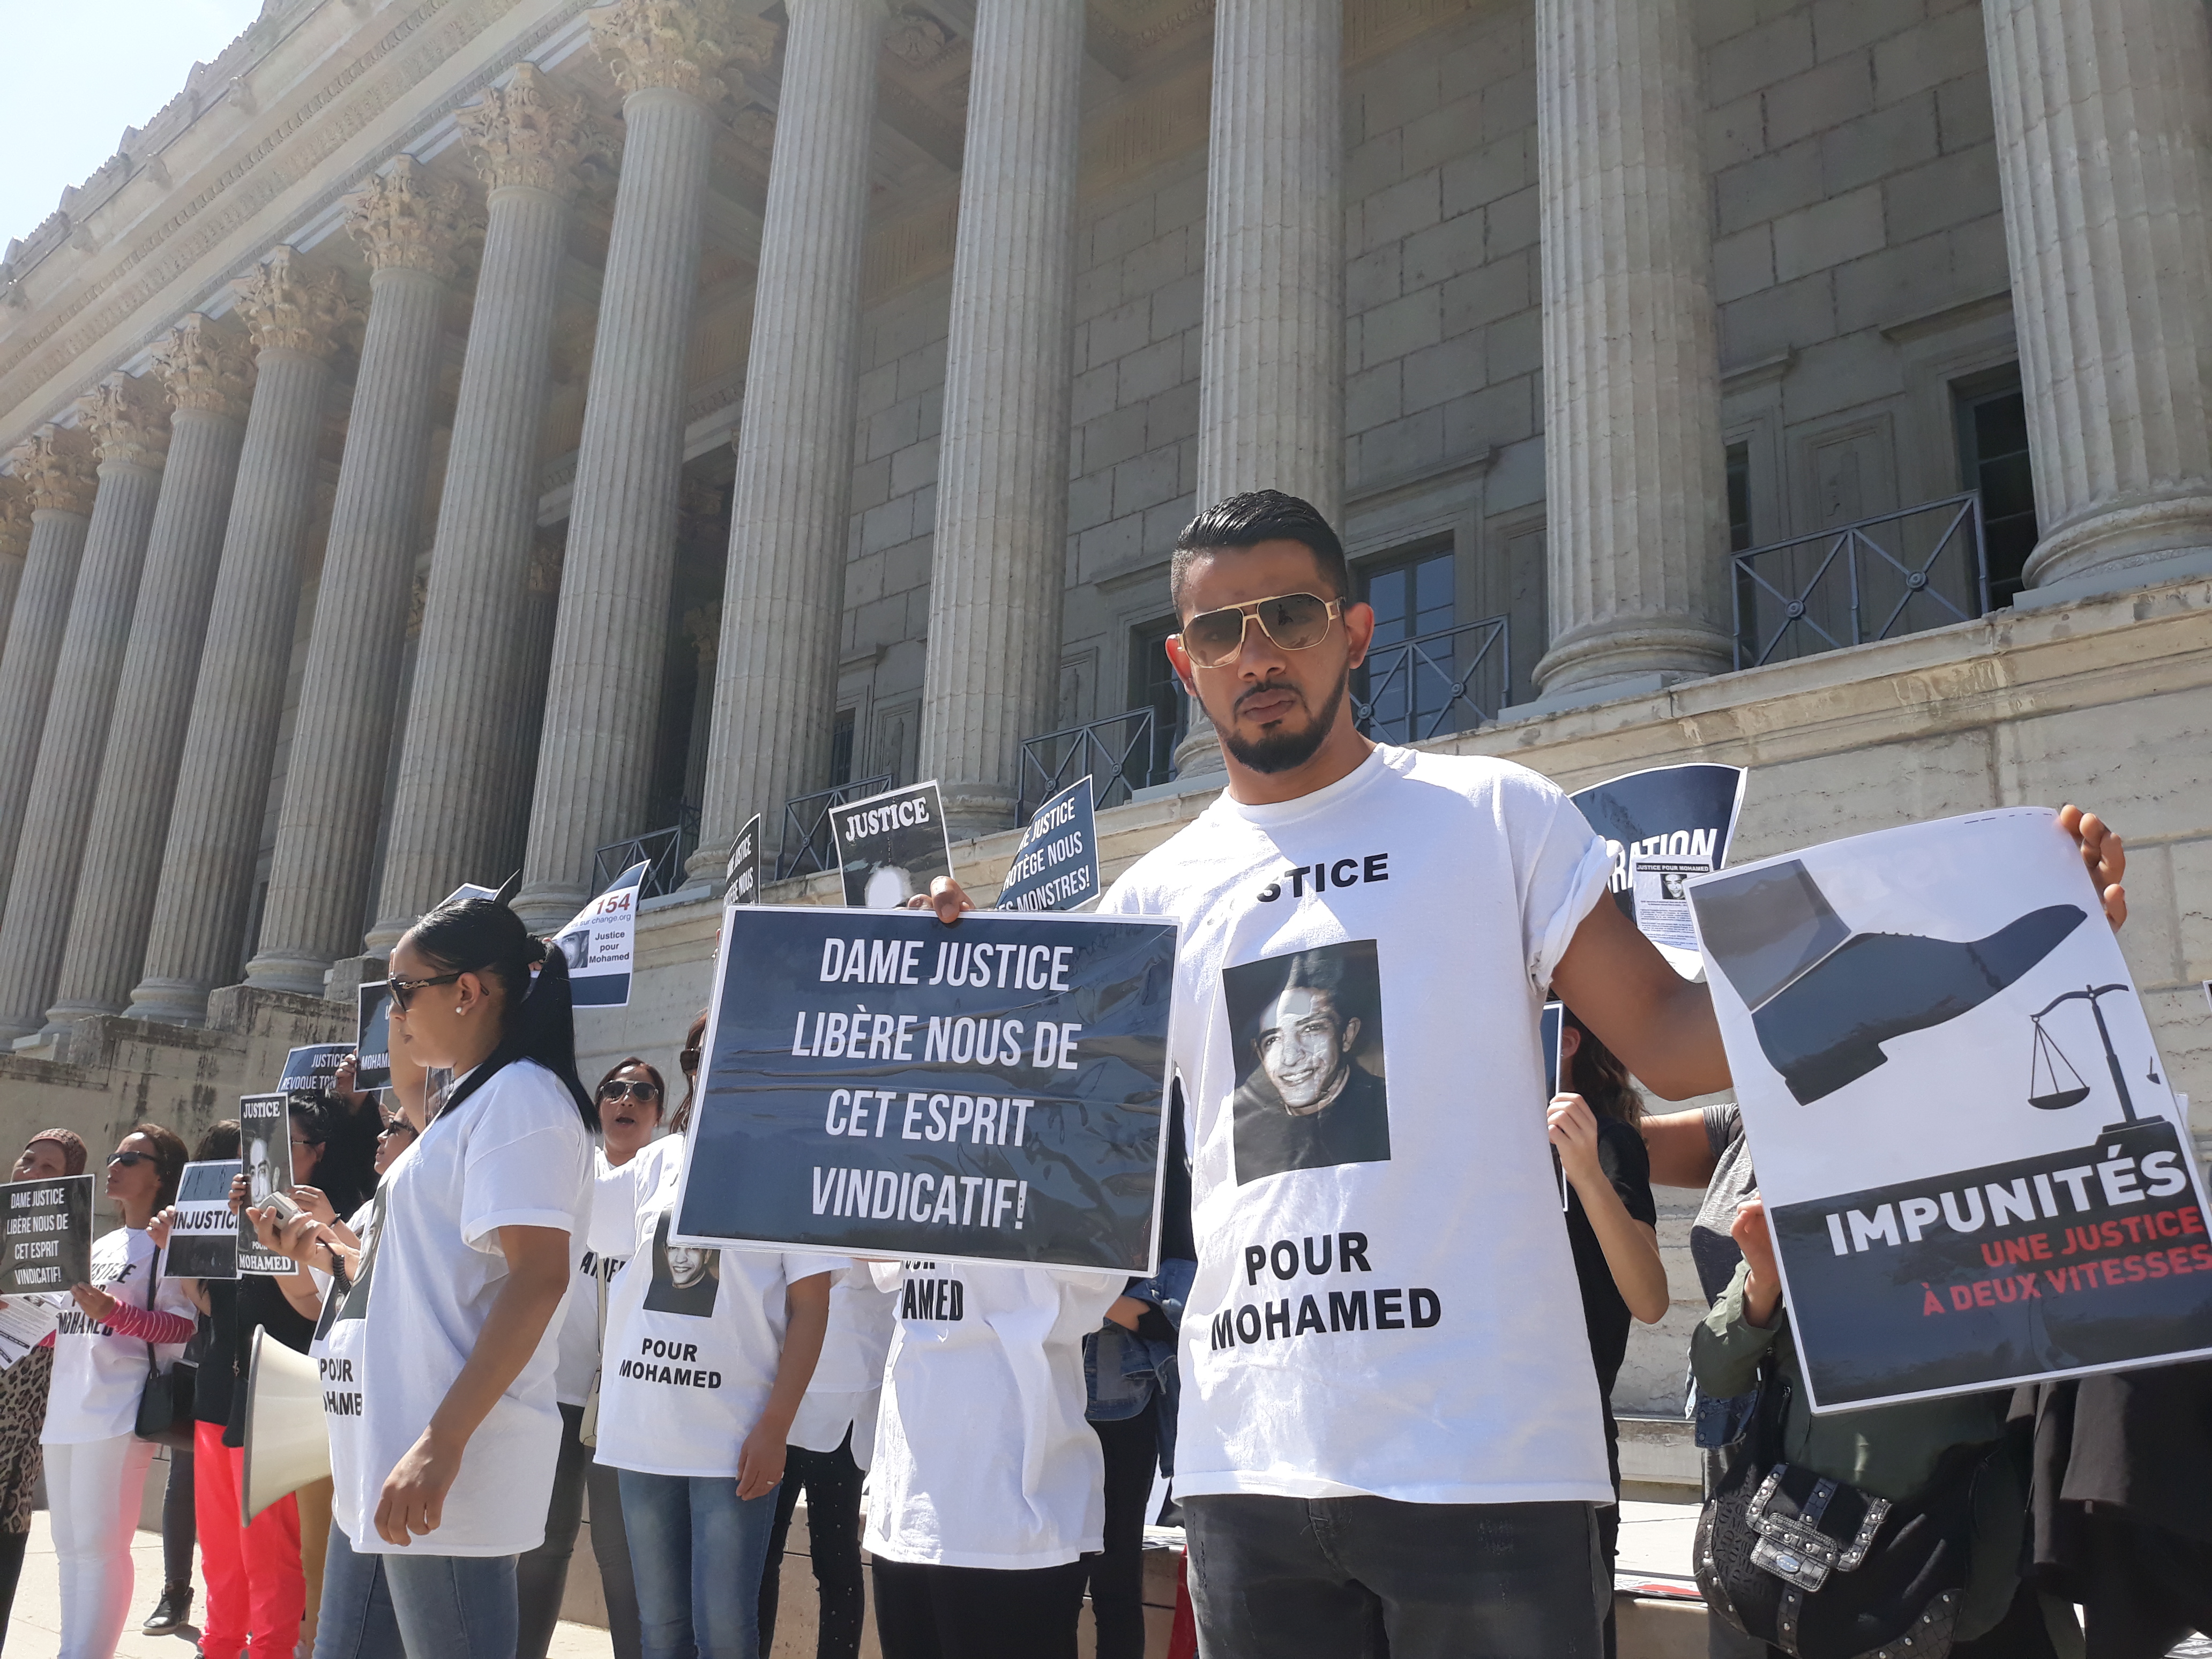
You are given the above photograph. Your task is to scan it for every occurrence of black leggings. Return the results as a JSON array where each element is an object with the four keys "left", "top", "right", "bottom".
[
  {"left": 1084, "top": 1401, "right": 1160, "bottom": 1659},
  {"left": 514, "top": 1401, "right": 641, "bottom": 1659},
  {"left": 161, "top": 1438, "right": 195, "bottom": 1589},
  {"left": 759, "top": 1430, "right": 868, "bottom": 1659},
  {"left": 871, "top": 1557, "right": 1090, "bottom": 1659}
]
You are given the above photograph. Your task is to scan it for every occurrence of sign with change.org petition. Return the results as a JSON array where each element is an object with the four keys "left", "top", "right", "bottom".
[
  {"left": 1572, "top": 764, "right": 1746, "bottom": 974},
  {"left": 672, "top": 905, "right": 1179, "bottom": 1273},
  {"left": 237, "top": 1094, "right": 297, "bottom": 1276},
  {"left": 166, "top": 1161, "right": 242, "bottom": 1279},
  {"left": 997, "top": 776, "right": 1100, "bottom": 913},
  {"left": 0, "top": 1173, "right": 91, "bottom": 1295},
  {"left": 833, "top": 781, "right": 954, "bottom": 909},
  {"left": 554, "top": 860, "right": 648, "bottom": 1009},
  {"left": 1688, "top": 808, "right": 2212, "bottom": 1411}
]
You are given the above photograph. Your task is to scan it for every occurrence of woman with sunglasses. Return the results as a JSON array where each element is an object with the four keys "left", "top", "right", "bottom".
[
  {"left": 514, "top": 1058, "right": 664, "bottom": 1659},
  {"left": 41, "top": 1123, "right": 193, "bottom": 1659},
  {"left": 282, "top": 887, "right": 595, "bottom": 1659}
]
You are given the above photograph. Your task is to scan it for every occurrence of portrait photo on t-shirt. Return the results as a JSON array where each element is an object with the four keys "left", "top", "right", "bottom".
[
  {"left": 1223, "top": 939, "right": 1391, "bottom": 1185},
  {"left": 328, "top": 1185, "right": 387, "bottom": 1334},
  {"left": 643, "top": 1212, "right": 720, "bottom": 1317}
]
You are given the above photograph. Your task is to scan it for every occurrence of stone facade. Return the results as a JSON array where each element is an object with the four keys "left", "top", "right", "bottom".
[{"left": 0, "top": 0, "right": 2204, "bottom": 1438}]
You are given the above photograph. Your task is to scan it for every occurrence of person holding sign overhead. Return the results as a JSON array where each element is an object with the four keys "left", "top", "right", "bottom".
[
  {"left": 43, "top": 1124, "right": 193, "bottom": 1659},
  {"left": 283, "top": 886, "right": 593, "bottom": 1659},
  {"left": 0, "top": 1127, "right": 86, "bottom": 1634}
]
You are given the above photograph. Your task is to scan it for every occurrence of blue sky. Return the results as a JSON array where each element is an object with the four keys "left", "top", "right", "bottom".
[{"left": 0, "top": 0, "right": 266, "bottom": 256}]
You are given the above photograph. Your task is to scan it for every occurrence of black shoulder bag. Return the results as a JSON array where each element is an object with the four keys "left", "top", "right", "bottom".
[
  {"left": 132, "top": 1248, "right": 196, "bottom": 1449},
  {"left": 1694, "top": 1362, "right": 1990, "bottom": 1659}
]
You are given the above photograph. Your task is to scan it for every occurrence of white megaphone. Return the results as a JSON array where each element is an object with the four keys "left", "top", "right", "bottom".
[{"left": 242, "top": 1326, "right": 331, "bottom": 1523}]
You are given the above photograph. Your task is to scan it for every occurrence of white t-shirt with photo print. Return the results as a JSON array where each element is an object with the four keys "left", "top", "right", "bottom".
[
  {"left": 322, "top": 1058, "right": 592, "bottom": 1556},
  {"left": 1097, "top": 743, "right": 1616, "bottom": 1506},
  {"left": 43, "top": 1227, "right": 196, "bottom": 1444},
  {"left": 590, "top": 1150, "right": 842, "bottom": 1479},
  {"left": 863, "top": 1260, "right": 1123, "bottom": 1570}
]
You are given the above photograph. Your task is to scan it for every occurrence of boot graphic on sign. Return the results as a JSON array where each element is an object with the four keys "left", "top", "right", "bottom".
[{"left": 1692, "top": 860, "right": 2086, "bottom": 1103}]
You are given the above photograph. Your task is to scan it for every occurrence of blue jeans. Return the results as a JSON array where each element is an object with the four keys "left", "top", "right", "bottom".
[
  {"left": 313, "top": 1523, "right": 517, "bottom": 1659},
  {"left": 618, "top": 1468, "right": 780, "bottom": 1659}
]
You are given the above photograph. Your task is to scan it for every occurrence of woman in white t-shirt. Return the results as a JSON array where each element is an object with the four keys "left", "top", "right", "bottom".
[
  {"left": 863, "top": 1260, "right": 1124, "bottom": 1659},
  {"left": 513, "top": 1056, "right": 664, "bottom": 1659},
  {"left": 43, "top": 1122, "right": 196, "bottom": 1659},
  {"left": 592, "top": 1145, "right": 838, "bottom": 1659},
  {"left": 262, "top": 888, "right": 595, "bottom": 1659}
]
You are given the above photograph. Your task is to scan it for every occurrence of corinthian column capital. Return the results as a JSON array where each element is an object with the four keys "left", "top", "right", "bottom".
[
  {"left": 458, "top": 63, "right": 614, "bottom": 198},
  {"left": 9, "top": 425, "right": 99, "bottom": 517},
  {"left": 233, "top": 246, "right": 358, "bottom": 360},
  {"left": 0, "top": 478, "right": 30, "bottom": 560},
  {"left": 588, "top": 0, "right": 775, "bottom": 102},
  {"left": 151, "top": 313, "right": 256, "bottom": 421},
  {"left": 76, "top": 372, "right": 172, "bottom": 469},
  {"left": 346, "top": 155, "right": 476, "bottom": 280}
]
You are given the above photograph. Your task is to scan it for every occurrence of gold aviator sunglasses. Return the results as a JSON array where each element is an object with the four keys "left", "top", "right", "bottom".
[{"left": 1176, "top": 592, "right": 1344, "bottom": 669}]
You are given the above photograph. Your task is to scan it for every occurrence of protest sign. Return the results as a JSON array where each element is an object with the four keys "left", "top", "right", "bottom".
[
  {"left": 237, "top": 1094, "right": 296, "bottom": 1276},
  {"left": 166, "top": 1160, "right": 241, "bottom": 1279},
  {"left": 1572, "top": 764, "right": 1746, "bottom": 974},
  {"left": 278, "top": 1043, "right": 351, "bottom": 1099},
  {"left": 356, "top": 982, "right": 393, "bottom": 1091},
  {"left": 727, "top": 813, "right": 763, "bottom": 906},
  {"left": 832, "top": 781, "right": 953, "bottom": 909},
  {"left": 1543, "top": 1002, "right": 1566, "bottom": 1210},
  {"left": 671, "top": 905, "right": 1178, "bottom": 1272},
  {"left": 0, "top": 1172, "right": 91, "bottom": 1294},
  {"left": 1688, "top": 807, "right": 2212, "bottom": 1411},
  {"left": 553, "top": 860, "right": 647, "bottom": 1009},
  {"left": 443, "top": 881, "right": 498, "bottom": 905},
  {"left": 997, "top": 777, "right": 1100, "bottom": 913}
]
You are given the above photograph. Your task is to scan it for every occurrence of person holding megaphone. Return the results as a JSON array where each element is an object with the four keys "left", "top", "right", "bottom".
[{"left": 254, "top": 884, "right": 594, "bottom": 1659}]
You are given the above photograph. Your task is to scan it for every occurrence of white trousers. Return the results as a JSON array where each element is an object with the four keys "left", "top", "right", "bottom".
[{"left": 47, "top": 1433, "right": 157, "bottom": 1659}]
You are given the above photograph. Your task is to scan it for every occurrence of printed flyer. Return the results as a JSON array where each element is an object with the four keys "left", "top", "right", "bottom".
[
  {"left": 832, "top": 781, "right": 953, "bottom": 909},
  {"left": 166, "top": 1160, "right": 242, "bottom": 1279},
  {"left": 997, "top": 776, "right": 1100, "bottom": 913},
  {"left": 237, "top": 1093, "right": 296, "bottom": 1276},
  {"left": 0, "top": 1172, "right": 91, "bottom": 1295},
  {"left": 553, "top": 860, "right": 648, "bottom": 1009},
  {"left": 1572, "top": 764, "right": 1747, "bottom": 974},
  {"left": 727, "top": 813, "right": 763, "bottom": 906}
]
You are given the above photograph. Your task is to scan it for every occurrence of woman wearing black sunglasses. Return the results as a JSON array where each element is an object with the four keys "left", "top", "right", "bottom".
[{"left": 42, "top": 1123, "right": 193, "bottom": 1659}]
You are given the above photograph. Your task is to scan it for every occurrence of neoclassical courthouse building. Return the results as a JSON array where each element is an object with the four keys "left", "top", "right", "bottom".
[{"left": 0, "top": 0, "right": 2208, "bottom": 1422}]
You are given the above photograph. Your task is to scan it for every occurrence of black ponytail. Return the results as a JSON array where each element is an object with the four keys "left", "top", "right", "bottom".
[{"left": 404, "top": 894, "right": 596, "bottom": 1130}]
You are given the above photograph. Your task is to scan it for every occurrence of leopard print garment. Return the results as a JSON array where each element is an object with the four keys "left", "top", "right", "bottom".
[{"left": 0, "top": 1344, "right": 53, "bottom": 1535}]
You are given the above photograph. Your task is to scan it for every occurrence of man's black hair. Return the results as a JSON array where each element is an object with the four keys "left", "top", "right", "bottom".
[{"left": 1172, "top": 490, "right": 1350, "bottom": 614}]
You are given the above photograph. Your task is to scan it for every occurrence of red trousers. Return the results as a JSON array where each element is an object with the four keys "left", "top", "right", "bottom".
[{"left": 193, "top": 1419, "right": 305, "bottom": 1659}]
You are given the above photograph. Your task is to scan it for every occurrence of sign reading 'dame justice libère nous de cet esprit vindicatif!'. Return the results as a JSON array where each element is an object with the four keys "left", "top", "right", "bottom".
[{"left": 671, "top": 905, "right": 1179, "bottom": 1274}]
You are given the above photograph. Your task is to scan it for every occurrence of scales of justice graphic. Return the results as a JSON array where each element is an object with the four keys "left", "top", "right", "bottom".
[{"left": 2027, "top": 983, "right": 2165, "bottom": 1133}]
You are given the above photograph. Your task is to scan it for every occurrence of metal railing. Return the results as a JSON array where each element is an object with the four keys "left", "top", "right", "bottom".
[
  {"left": 592, "top": 802, "right": 700, "bottom": 902},
  {"left": 1352, "top": 615, "right": 1512, "bottom": 744},
  {"left": 1732, "top": 492, "right": 1988, "bottom": 670},
  {"left": 1017, "top": 708, "right": 1157, "bottom": 822},
  {"left": 778, "top": 774, "right": 895, "bottom": 881}
]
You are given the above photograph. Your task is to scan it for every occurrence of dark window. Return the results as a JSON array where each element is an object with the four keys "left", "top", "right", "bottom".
[
  {"left": 827, "top": 708, "right": 855, "bottom": 789},
  {"left": 1725, "top": 442, "right": 1754, "bottom": 553},
  {"left": 1356, "top": 545, "right": 1457, "bottom": 741},
  {"left": 1954, "top": 367, "right": 2038, "bottom": 609},
  {"left": 1128, "top": 618, "right": 1187, "bottom": 788}
]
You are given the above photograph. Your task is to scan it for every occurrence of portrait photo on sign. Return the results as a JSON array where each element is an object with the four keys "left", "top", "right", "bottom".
[
  {"left": 833, "top": 781, "right": 953, "bottom": 909},
  {"left": 644, "top": 1212, "right": 719, "bottom": 1317},
  {"left": 1222, "top": 940, "right": 1390, "bottom": 1185}
]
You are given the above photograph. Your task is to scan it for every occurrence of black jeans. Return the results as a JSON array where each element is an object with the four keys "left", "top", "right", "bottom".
[
  {"left": 758, "top": 1431, "right": 868, "bottom": 1659},
  {"left": 161, "top": 1438, "right": 195, "bottom": 1589},
  {"left": 515, "top": 1401, "right": 641, "bottom": 1659},
  {"left": 1184, "top": 1493, "right": 1607, "bottom": 1658},
  {"left": 870, "top": 1558, "right": 1090, "bottom": 1659},
  {"left": 1085, "top": 1401, "right": 1160, "bottom": 1659}
]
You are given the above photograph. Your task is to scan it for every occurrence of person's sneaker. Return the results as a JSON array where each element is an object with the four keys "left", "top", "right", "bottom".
[{"left": 142, "top": 1582, "right": 193, "bottom": 1634}]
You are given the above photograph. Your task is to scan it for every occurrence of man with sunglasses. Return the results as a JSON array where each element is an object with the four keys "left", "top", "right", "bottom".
[{"left": 913, "top": 489, "right": 2131, "bottom": 1656}]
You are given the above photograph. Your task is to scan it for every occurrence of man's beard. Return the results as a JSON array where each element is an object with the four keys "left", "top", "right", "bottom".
[{"left": 1219, "top": 663, "right": 1350, "bottom": 775}]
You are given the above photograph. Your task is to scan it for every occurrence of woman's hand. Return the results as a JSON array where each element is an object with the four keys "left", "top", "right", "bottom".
[
  {"left": 1546, "top": 1094, "right": 1605, "bottom": 1194},
  {"left": 249, "top": 1205, "right": 329, "bottom": 1270},
  {"left": 147, "top": 1206, "right": 177, "bottom": 1250},
  {"left": 1104, "top": 1296, "right": 1148, "bottom": 1332},
  {"left": 293, "top": 1186, "right": 339, "bottom": 1227},
  {"left": 228, "top": 1172, "right": 249, "bottom": 1215},
  {"left": 1731, "top": 1197, "right": 1783, "bottom": 1330},
  {"left": 66, "top": 1283, "right": 117, "bottom": 1323},
  {"left": 374, "top": 1426, "right": 466, "bottom": 1545},
  {"left": 736, "top": 1418, "right": 789, "bottom": 1501}
]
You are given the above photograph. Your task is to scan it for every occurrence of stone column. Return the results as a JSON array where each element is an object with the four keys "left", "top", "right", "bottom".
[
  {"left": 497, "top": 536, "right": 565, "bottom": 878},
  {"left": 913, "top": 0, "right": 1086, "bottom": 838},
  {"left": 370, "top": 66, "right": 607, "bottom": 947},
  {"left": 0, "top": 427, "right": 98, "bottom": 891},
  {"left": 1174, "top": 0, "right": 1345, "bottom": 776},
  {"left": 681, "top": 601, "right": 718, "bottom": 807},
  {"left": 0, "top": 377, "right": 170, "bottom": 1041},
  {"left": 692, "top": 0, "right": 886, "bottom": 878},
  {"left": 126, "top": 249, "right": 355, "bottom": 1025},
  {"left": 245, "top": 160, "right": 469, "bottom": 994},
  {"left": 1985, "top": 0, "right": 2212, "bottom": 590},
  {"left": 1528, "top": 0, "right": 1733, "bottom": 699},
  {"left": 0, "top": 480, "right": 30, "bottom": 644},
  {"left": 45, "top": 317, "right": 253, "bottom": 1028},
  {"left": 515, "top": 0, "right": 773, "bottom": 927}
]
